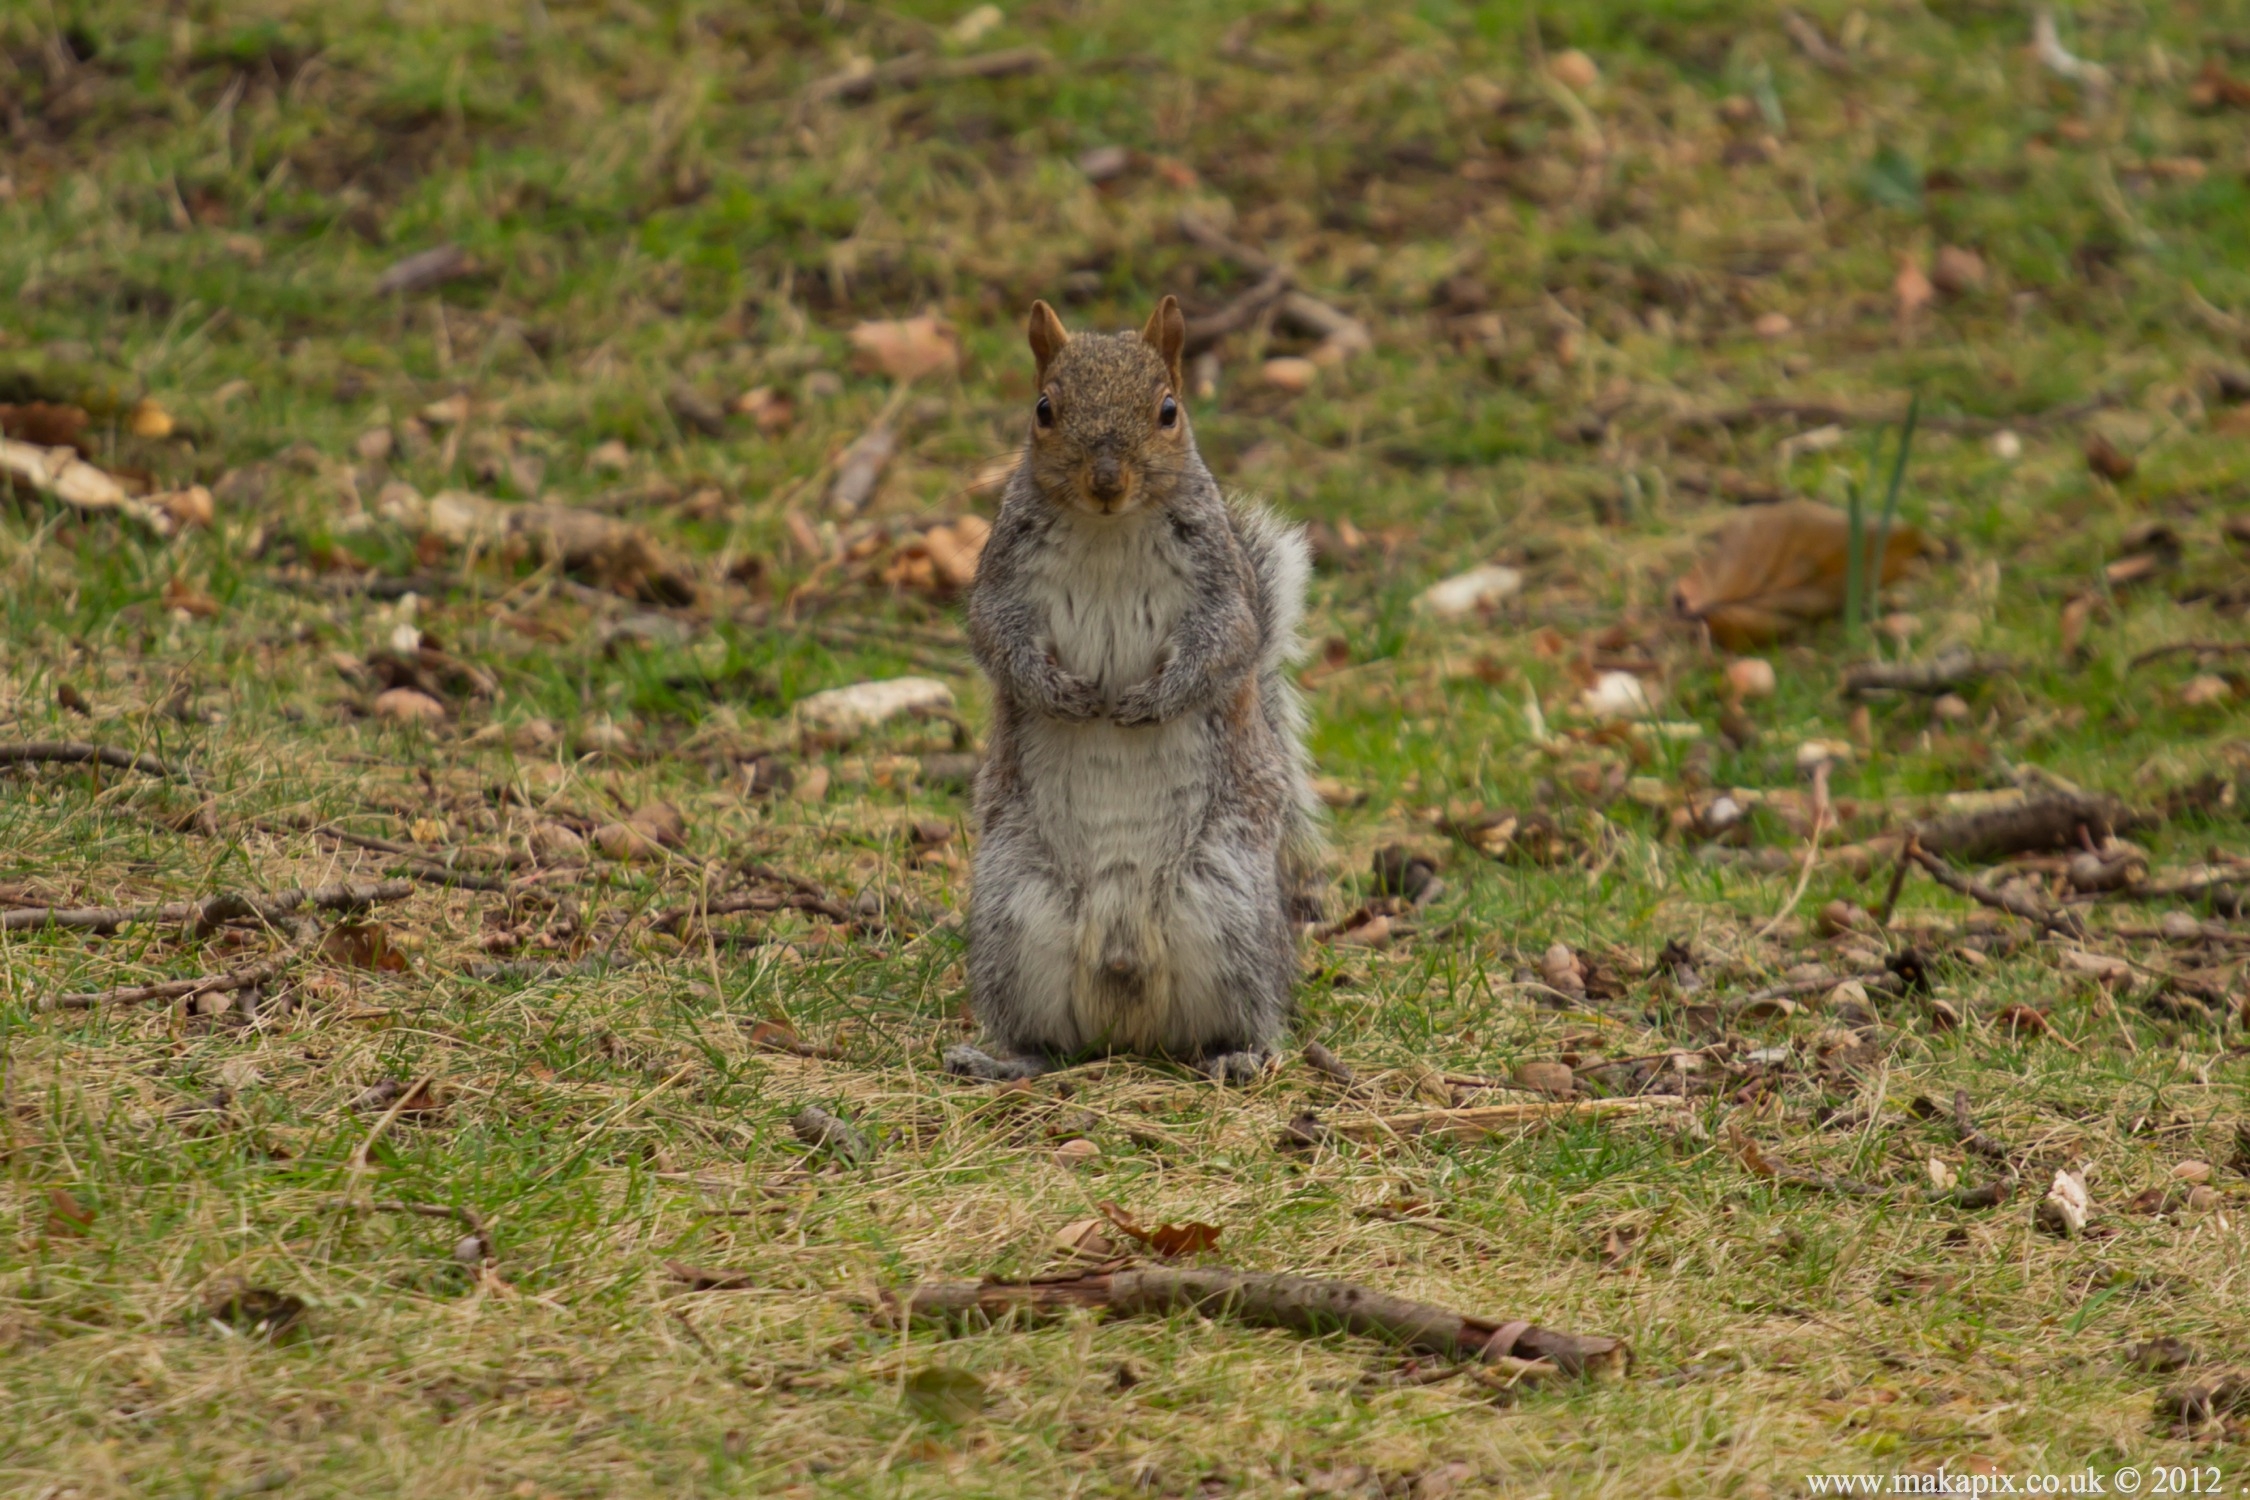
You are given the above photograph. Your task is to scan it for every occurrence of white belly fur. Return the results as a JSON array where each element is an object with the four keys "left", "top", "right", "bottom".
[{"left": 1016, "top": 514, "right": 1205, "bottom": 1049}]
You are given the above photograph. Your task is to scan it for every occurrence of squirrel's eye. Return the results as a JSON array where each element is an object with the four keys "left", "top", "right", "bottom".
[
  {"left": 1035, "top": 394, "right": 1055, "bottom": 428},
  {"left": 1158, "top": 395, "right": 1179, "bottom": 428}
]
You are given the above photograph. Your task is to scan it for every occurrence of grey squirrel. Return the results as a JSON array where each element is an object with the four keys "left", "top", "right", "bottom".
[{"left": 944, "top": 296, "right": 1319, "bottom": 1084}]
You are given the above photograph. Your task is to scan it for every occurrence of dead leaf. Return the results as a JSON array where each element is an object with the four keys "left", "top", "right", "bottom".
[
  {"left": 1514, "top": 1061, "right": 1576, "bottom": 1097},
  {"left": 152, "top": 485, "right": 214, "bottom": 529},
  {"left": 1053, "top": 1138, "right": 1100, "bottom": 1167},
  {"left": 2085, "top": 433, "right": 2136, "bottom": 481},
  {"left": 848, "top": 315, "right": 960, "bottom": 382},
  {"left": 1548, "top": 48, "right": 1599, "bottom": 90},
  {"left": 1725, "top": 657, "right": 1777, "bottom": 700},
  {"left": 1894, "top": 256, "right": 1934, "bottom": 320},
  {"left": 1930, "top": 245, "right": 1987, "bottom": 296},
  {"left": 373, "top": 686, "right": 448, "bottom": 724},
  {"left": 1725, "top": 1121, "right": 1778, "bottom": 1178},
  {"left": 902, "top": 1366, "right": 987, "bottom": 1425},
  {"left": 2188, "top": 59, "right": 2250, "bottom": 110},
  {"left": 1414, "top": 564, "right": 1523, "bottom": 619},
  {"left": 1671, "top": 499, "right": 1934, "bottom": 649},
  {"left": 45, "top": 1187, "right": 94, "bottom": 1236},
  {"left": 322, "top": 921, "right": 412, "bottom": 972},
  {"left": 162, "top": 577, "right": 221, "bottom": 618},
  {"left": 733, "top": 385, "right": 795, "bottom": 433},
  {"left": 128, "top": 399, "right": 175, "bottom": 439},
  {"left": 0, "top": 401, "right": 90, "bottom": 452},
  {"left": 2059, "top": 594, "right": 2098, "bottom": 656},
  {"left": 794, "top": 677, "right": 956, "bottom": 738},
  {"left": 1262, "top": 357, "right": 1318, "bottom": 393},
  {"left": 1053, "top": 1218, "right": 1120, "bottom": 1261},
  {"left": 666, "top": 1260, "right": 757, "bottom": 1291},
  {"left": 1099, "top": 1201, "right": 1222, "bottom": 1258}
]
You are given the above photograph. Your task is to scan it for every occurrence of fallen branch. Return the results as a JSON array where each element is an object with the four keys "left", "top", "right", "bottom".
[
  {"left": 2129, "top": 640, "right": 2250, "bottom": 668},
  {"left": 2, "top": 879, "right": 413, "bottom": 936},
  {"left": 1913, "top": 790, "right": 2138, "bottom": 864},
  {"left": 1841, "top": 650, "right": 2005, "bottom": 698},
  {"left": 1184, "top": 266, "right": 1290, "bottom": 352},
  {"left": 882, "top": 1266, "right": 1629, "bottom": 1377},
  {"left": 1951, "top": 1088, "right": 2014, "bottom": 1164},
  {"left": 1323, "top": 1097, "right": 1686, "bottom": 1142},
  {"left": 1780, "top": 9, "right": 1852, "bottom": 71},
  {"left": 649, "top": 887, "right": 854, "bottom": 935},
  {"left": 801, "top": 45, "right": 1053, "bottom": 105},
  {"left": 1668, "top": 392, "right": 2115, "bottom": 437},
  {"left": 0, "top": 740, "right": 188, "bottom": 779},
  {"left": 329, "top": 1197, "right": 490, "bottom": 1261},
  {"left": 1733, "top": 968, "right": 1897, "bottom": 1007},
  {"left": 44, "top": 956, "right": 289, "bottom": 1012},
  {"left": 1910, "top": 848, "right": 2085, "bottom": 937}
]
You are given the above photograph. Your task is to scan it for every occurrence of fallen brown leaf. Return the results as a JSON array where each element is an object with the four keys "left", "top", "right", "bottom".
[
  {"left": 45, "top": 1187, "right": 94, "bottom": 1236},
  {"left": 849, "top": 315, "right": 960, "bottom": 382},
  {"left": 2189, "top": 59, "right": 2250, "bottom": 110},
  {"left": 321, "top": 921, "right": 411, "bottom": 972},
  {"left": 2085, "top": 433, "right": 2136, "bottom": 481},
  {"left": 1930, "top": 245, "right": 1987, "bottom": 296},
  {"left": 1672, "top": 499, "right": 1934, "bottom": 649},
  {"left": 1894, "top": 256, "right": 1934, "bottom": 320},
  {"left": 1099, "top": 1201, "right": 1222, "bottom": 1258},
  {"left": 0, "top": 401, "right": 90, "bottom": 453},
  {"left": 162, "top": 577, "right": 221, "bottom": 618},
  {"left": 667, "top": 1260, "right": 757, "bottom": 1291}
]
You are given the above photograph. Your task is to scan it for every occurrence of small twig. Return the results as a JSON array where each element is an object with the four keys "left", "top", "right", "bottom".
[
  {"left": 1184, "top": 266, "right": 1291, "bottom": 352},
  {"left": 1301, "top": 1041, "right": 1356, "bottom": 1085},
  {"left": 1842, "top": 650, "right": 2004, "bottom": 698},
  {"left": 1877, "top": 833, "right": 1921, "bottom": 928},
  {"left": 1732, "top": 968, "right": 1896, "bottom": 1008},
  {"left": 327, "top": 1196, "right": 488, "bottom": 1237},
  {"left": 1951, "top": 1088, "right": 2014, "bottom": 1164},
  {"left": 1910, "top": 849, "right": 2085, "bottom": 937},
  {"left": 800, "top": 45, "right": 1053, "bottom": 106},
  {"left": 1780, "top": 9, "right": 1852, "bottom": 71},
  {"left": 2128, "top": 640, "right": 2250, "bottom": 668},
  {"left": 0, "top": 740, "right": 186, "bottom": 779},
  {"left": 1755, "top": 760, "right": 1829, "bottom": 940},
  {"left": 45, "top": 956, "right": 289, "bottom": 1012},
  {"left": 350, "top": 1072, "right": 438, "bottom": 1173},
  {"left": 2, "top": 879, "right": 414, "bottom": 936}
]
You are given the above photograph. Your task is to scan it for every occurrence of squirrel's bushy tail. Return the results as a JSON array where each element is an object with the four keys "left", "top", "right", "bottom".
[{"left": 1227, "top": 496, "right": 1325, "bottom": 921}]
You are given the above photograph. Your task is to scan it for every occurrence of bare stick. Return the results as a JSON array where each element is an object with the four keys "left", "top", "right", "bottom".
[
  {"left": 1301, "top": 1041, "right": 1356, "bottom": 1085},
  {"left": 1909, "top": 849, "right": 2084, "bottom": 937},
  {"left": 1733, "top": 968, "right": 1897, "bottom": 1007},
  {"left": 1841, "top": 649, "right": 2005, "bottom": 698},
  {"left": 801, "top": 46, "right": 1053, "bottom": 106},
  {"left": 1324, "top": 1097, "right": 1685, "bottom": 1142},
  {"left": 2128, "top": 641, "right": 2250, "bottom": 668},
  {"left": 1951, "top": 1088, "right": 2013, "bottom": 1164},
  {"left": 45, "top": 956, "right": 289, "bottom": 1012},
  {"left": 1184, "top": 266, "right": 1290, "bottom": 352},
  {"left": 1755, "top": 760, "right": 1830, "bottom": 940},
  {"left": 883, "top": 1266, "right": 1629, "bottom": 1377},
  {"left": 1876, "top": 832, "right": 1920, "bottom": 928},
  {"left": 2, "top": 879, "right": 413, "bottom": 936},
  {"left": 1913, "top": 789, "right": 2138, "bottom": 863},
  {"left": 350, "top": 1073, "right": 438, "bottom": 1173},
  {"left": 0, "top": 740, "right": 186, "bottom": 779},
  {"left": 327, "top": 1196, "right": 487, "bottom": 1236}
]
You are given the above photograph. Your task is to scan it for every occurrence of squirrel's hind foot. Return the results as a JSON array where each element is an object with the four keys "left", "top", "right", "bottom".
[
  {"left": 943, "top": 1043, "right": 1051, "bottom": 1082},
  {"left": 1196, "top": 1048, "right": 1275, "bottom": 1086}
]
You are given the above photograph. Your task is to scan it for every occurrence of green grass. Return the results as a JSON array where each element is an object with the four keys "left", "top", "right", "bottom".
[{"left": 6, "top": 0, "right": 2250, "bottom": 1494}]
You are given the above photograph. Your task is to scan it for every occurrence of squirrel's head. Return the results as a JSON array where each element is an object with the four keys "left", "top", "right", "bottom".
[{"left": 1021, "top": 296, "right": 1190, "bottom": 517}]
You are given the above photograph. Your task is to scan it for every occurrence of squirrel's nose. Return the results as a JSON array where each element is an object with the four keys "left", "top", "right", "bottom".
[{"left": 1088, "top": 456, "right": 1126, "bottom": 500}]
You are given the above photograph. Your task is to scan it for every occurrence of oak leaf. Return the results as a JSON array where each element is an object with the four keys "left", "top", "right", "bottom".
[{"left": 1672, "top": 499, "right": 1933, "bottom": 649}]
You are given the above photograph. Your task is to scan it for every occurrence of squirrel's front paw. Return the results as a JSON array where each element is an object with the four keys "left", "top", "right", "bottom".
[
  {"left": 1045, "top": 670, "right": 1105, "bottom": 721},
  {"left": 1110, "top": 680, "right": 1166, "bottom": 726}
]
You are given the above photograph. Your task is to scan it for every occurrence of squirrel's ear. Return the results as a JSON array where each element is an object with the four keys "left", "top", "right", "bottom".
[
  {"left": 1141, "top": 295, "right": 1187, "bottom": 392},
  {"left": 1027, "top": 300, "right": 1070, "bottom": 382}
]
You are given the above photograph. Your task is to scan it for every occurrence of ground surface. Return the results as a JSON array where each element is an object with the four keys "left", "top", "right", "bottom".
[{"left": 6, "top": 1, "right": 2250, "bottom": 1495}]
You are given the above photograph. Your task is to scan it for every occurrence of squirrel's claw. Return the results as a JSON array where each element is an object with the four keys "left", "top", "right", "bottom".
[
  {"left": 1110, "top": 680, "right": 1165, "bottom": 726},
  {"left": 1196, "top": 1048, "right": 1274, "bottom": 1086},
  {"left": 943, "top": 1043, "right": 1050, "bottom": 1082}
]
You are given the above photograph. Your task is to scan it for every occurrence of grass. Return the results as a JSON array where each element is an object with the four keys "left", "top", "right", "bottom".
[{"left": 5, "top": 0, "right": 2250, "bottom": 1494}]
